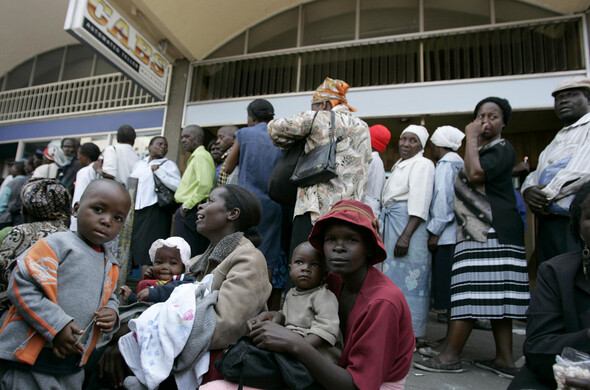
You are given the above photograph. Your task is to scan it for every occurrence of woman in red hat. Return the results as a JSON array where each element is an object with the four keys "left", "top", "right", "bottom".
[{"left": 202, "top": 200, "right": 415, "bottom": 390}]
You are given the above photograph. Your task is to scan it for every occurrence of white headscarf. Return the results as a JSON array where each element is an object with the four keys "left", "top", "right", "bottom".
[
  {"left": 430, "top": 126, "right": 465, "bottom": 151},
  {"left": 148, "top": 237, "right": 192, "bottom": 267},
  {"left": 401, "top": 125, "right": 429, "bottom": 148}
]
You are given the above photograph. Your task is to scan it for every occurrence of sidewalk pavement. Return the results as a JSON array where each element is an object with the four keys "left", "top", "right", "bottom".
[{"left": 406, "top": 312, "right": 526, "bottom": 390}]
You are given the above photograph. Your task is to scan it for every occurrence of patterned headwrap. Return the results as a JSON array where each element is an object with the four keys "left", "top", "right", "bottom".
[
  {"left": 20, "top": 178, "right": 71, "bottom": 221},
  {"left": 311, "top": 77, "right": 357, "bottom": 112}
]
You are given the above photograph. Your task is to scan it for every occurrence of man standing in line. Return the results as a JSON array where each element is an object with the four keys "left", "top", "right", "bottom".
[
  {"left": 522, "top": 76, "right": 590, "bottom": 263},
  {"left": 95, "top": 124, "right": 140, "bottom": 187},
  {"left": 214, "top": 125, "right": 238, "bottom": 186},
  {"left": 174, "top": 125, "right": 215, "bottom": 256}
]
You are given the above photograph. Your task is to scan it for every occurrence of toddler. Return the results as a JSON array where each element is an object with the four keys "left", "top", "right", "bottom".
[
  {"left": 119, "top": 236, "right": 194, "bottom": 304},
  {"left": 0, "top": 179, "right": 130, "bottom": 389},
  {"left": 281, "top": 242, "right": 341, "bottom": 363}
]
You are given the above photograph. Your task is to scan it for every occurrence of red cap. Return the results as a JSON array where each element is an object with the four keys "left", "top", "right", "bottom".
[
  {"left": 369, "top": 124, "right": 391, "bottom": 153},
  {"left": 308, "top": 200, "right": 387, "bottom": 265}
]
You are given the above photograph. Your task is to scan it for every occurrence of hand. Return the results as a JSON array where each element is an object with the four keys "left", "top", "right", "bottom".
[
  {"left": 95, "top": 307, "right": 117, "bottom": 333},
  {"left": 118, "top": 285, "right": 132, "bottom": 302},
  {"left": 394, "top": 235, "right": 410, "bottom": 257},
  {"left": 523, "top": 186, "right": 550, "bottom": 214},
  {"left": 143, "top": 266, "right": 154, "bottom": 279},
  {"left": 137, "top": 289, "right": 149, "bottom": 302},
  {"left": 93, "top": 159, "right": 103, "bottom": 174},
  {"left": 464, "top": 120, "right": 483, "bottom": 139},
  {"left": 427, "top": 234, "right": 439, "bottom": 253},
  {"left": 99, "top": 344, "right": 129, "bottom": 389},
  {"left": 53, "top": 321, "right": 85, "bottom": 358},
  {"left": 247, "top": 311, "right": 284, "bottom": 331},
  {"left": 512, "top": 161, "right": 530, "bottom": 176},
  {"left": 151, "top": 164, "right": 160, "bottom": 172},
  {"left": 249, "top": 320, "right": 303, "bottom": 355},
  {"left": 179, "top": 206, "right": 188, "bottom": 218}
]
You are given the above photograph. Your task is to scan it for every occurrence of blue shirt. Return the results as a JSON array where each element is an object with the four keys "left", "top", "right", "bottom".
[{"left": 426, "top": 152, "right": 463, "bottom": 245}]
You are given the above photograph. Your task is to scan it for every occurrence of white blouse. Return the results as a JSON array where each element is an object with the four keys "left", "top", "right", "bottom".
[
  {"left": 381, "top": 152, "right": 435, "bottom": 221},
  {"left": 130, "top": 157, "right": 181, "bottom": 210}
]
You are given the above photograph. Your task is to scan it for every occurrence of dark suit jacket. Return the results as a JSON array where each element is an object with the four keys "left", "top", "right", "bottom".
[{"left": 512, "top": 251, "right": 590, "bottom": 389}]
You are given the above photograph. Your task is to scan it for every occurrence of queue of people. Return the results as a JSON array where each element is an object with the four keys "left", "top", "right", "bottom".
[{"left": 0, "top": 74, "right": 586, "bottom": 390}]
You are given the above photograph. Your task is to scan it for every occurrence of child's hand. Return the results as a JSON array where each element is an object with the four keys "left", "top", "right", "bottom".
[
  {"left": 137, "top": 289, "right": 149, "bottom": 302},
  {"left": 118, "top": 285, "right": 132, "bottom": 301},
  {"left": 143, "top": 266, "right": 154, "bottom": 279},
  {"left": 247, "top": 311, "right": 284, "bottom": 331},
  {"left": 95, "top": 308, "right": 117, "bottom": 333},
  {"left": 53, "top": 321, "right": 84, "bottom": 358}
]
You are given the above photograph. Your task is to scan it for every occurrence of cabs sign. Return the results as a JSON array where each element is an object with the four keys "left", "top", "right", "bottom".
[{"left": 64, "top": 0, "right": 169, "bottom": 100}]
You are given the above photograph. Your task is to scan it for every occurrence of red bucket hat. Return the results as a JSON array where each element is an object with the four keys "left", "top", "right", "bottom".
[{"left": 308, "top": 200, "right": 387, "bottom": 265}]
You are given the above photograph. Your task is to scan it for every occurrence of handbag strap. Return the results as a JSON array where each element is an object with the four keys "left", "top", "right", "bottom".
[{"left": 329, "top": 110, "right": 335, "bottom": 144}]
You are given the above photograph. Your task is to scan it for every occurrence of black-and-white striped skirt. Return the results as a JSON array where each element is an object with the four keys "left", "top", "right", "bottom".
[{"left": 450, "top": 230, "right": 530, "bottom": 320}]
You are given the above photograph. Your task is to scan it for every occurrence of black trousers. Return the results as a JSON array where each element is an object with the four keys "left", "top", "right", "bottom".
[
  {"left": 174, "top": 206, "right": 209, "bottom": 257},
  {"left": 537, "top": 214, "right": 579, "bottom": 264}
]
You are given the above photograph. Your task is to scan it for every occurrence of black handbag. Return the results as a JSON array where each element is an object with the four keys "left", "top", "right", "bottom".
[
  {"left": 267, "top": 111, "right": 319, "bottom": 207},
  {"left": 290, "top": 111, "right": 337, "bottom": 187},
  {"left": 214, "top": 337, "right": 322, "bottom": 390},
  {"left": 267, "top": 140, "right": 305, "bottom": 207},
  {"left": 153, "top": 173, "right": 175, "bottom": 207}
]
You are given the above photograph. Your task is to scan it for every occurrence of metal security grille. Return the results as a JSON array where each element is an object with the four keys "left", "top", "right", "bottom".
[
  {"left": 0, "top": 73, "right": 158, "bottom": 122},
  {"left": 190, "top": 17, "right": 584, "bottom": 102}
]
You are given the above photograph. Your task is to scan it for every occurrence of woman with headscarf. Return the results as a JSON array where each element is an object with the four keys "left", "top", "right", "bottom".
[
  {"left": 380, "top": 124, "right": 435, "bottom": 341},
  {"left": 224, "top": 99, "right": 284, "bottom": 306},
  {"left": 421, "top": 126, "right": 465, "bottom": 356},
  {"left": 414, "top": 97, "right": 529, "bottom": 378},
  {"left": 0, "top": 178, "right": 71, "bottom": 310},
  {"left": 31, "top": 146, "right": 66, "bottom": 179}
]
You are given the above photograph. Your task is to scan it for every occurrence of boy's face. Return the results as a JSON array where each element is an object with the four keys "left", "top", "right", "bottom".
[
  {"left": 73, "top": 182, "right": 130, "bottom": 247},
  {"left": 290, "top": 244, "right": 325, "bottom": 291},
  {"left": 152, "top": 245, "right": 184, "bottom": 281},
  {"left": 323, "top": 222, "right": 372, "bottom": 275}
]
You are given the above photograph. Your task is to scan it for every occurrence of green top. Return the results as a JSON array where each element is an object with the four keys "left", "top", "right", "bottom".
[{"left": 174, "top": 145, "right": 215, "bottom": 210}]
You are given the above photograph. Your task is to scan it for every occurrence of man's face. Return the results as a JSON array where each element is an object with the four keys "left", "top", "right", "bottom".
[
  {"left": 62, "top": 139, "right": 77, "bottom": 158},
  {"left": 554, "top": 88, "right": 590, "bottom": 126},
  {"left": 180, "top": 128, "right": 199, "bottom": 152},
  {"left": 215, "top": 128, "right": 235, "bottom": 152}
]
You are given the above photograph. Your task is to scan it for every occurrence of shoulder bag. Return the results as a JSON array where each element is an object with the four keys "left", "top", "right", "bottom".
[
  {"left": 267, "top": 111, "right": 319, "bottom": 207},
  {"left": 289, "top": 110, "right": 337, "bottom": 187},
  {"left": 153, "top": 172, "right": 175, "bottom": 207}
]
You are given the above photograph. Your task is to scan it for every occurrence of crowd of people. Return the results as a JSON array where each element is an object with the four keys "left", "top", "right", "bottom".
[{"left": 0, "top": 74, "right": 586, "bottom": 389}]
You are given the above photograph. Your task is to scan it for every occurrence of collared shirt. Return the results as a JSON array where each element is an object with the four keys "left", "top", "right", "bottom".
[
  {"left": 70, "top": 162, "right": 100, "bottom": 231},
  {"left": 268, "top": 104, "right": 371, "bottom": 223},
  {"left": 381, "top": 153, "right": 434, "bottom": 221},
  {"left": 216, "top": 148, "right": 231, "bottom": 187},
  {"left": 130, "top": 157, "right": 181, "bottom": 210},
  {"left": 174, "top": 145, "right": 215, "bottom": 210},
  {"left": 365, "top": 151, "right": 386, "bottom": 218},
  {"left": 426, "top": 152, "right": 463, "bottom": 245},
  {"left": 102, "top": 143, "right": 140, "bottom": 186},
  {"left": 522, "top": 112, "right": 590, "bottom": 210}
]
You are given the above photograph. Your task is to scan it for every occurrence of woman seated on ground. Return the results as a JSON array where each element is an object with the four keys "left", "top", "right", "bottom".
[
  {"left": 202, "top": 200, "right": 415, "bottom": 390},
  {"left": 0, "top": 178, "right": 71, "bottom": 309},
  {"left": 98, "top": 184, "right": 272, "bottom": 388},
  {"left": 508, "top": 181, "right": 590, "bottom": 389}
]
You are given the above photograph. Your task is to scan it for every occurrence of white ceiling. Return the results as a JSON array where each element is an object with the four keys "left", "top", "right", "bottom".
[{"left": 1, "top": 0, "right": 588, "bottom": 77}]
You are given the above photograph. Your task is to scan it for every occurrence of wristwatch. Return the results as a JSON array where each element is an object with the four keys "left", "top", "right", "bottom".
[{"left": 182, "top": 205, "right": 189, "bottom": 213}]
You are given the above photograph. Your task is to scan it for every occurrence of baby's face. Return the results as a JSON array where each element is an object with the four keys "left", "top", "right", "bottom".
[
  {"left": 290, "top": 245, "right": 324, "bottom": 291},
  {"left": 152, "top": 245, "right": 184, "bottom": 281}
]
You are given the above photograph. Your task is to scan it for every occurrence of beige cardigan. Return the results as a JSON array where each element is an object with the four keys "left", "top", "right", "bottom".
[{"left": 190, "top": 236, "right": 271, "bottom": 350}]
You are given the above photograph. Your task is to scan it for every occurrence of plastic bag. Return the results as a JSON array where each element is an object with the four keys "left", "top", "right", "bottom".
[{"left": 553, "top": 347, "right": 590, "bottom": 389}]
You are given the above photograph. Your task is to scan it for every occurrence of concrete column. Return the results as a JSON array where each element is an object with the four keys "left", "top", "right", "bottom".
[{"left": 163, "top": 58, "right": 189, "bottom": 166}]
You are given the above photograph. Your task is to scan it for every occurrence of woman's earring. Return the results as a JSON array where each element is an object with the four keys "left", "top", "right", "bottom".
[{"left": 583, "top": 243, "right": 590, "bottom": 280}]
